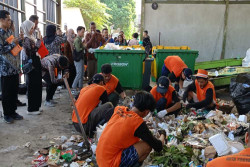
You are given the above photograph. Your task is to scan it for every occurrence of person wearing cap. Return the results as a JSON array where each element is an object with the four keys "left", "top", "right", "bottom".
[
  {"left": 96, "top": 91, "right": 165, "bottom": 167},
  {"left": 72, "top": 73, "right": 114, "bottom": 137},
  {"left": 161, "top": 56, "right": 193, "bottom": 92},
  {"left": 150, "top": 76, "right": 181, "bottom": 118},
  {"left": 101, "top": 64, "right": 126, "bottom": 106},
  {"left": 206, "top": 123, "right": 250, "bottom": 167},
  {"left": 183, "top": 69, "right": 217, "bottom": 110}
]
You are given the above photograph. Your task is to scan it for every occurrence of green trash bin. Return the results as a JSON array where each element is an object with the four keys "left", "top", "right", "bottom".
[
  {"left": 155, "top": 50, "right": 199, "bottom": 78},
  {"left": 95, "top": 50, "right": 145, "bottom": 89}
]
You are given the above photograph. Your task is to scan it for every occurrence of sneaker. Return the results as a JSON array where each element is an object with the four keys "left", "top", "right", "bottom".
[
  {"left": 11, "top": 113, "right": 23, "bottom": 120},
  {"left": 44, "top": 101, "right": 55, "bottom": 107},
  {"left": 4, "top": 116, "right": 14, "bottom": 124},
  {"left": 50, "top": 100, "right": 58, "bottom": 104},
  {"left": 17, "top": 100, "right": 26, "bottom": 107},
  {"left": 27, "top": 111, "right": 41, "bottom": 115}
]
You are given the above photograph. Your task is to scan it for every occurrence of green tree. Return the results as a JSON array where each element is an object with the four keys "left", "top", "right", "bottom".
[
  {"left": 100, "top": 0, "right": 136, "bottom": 38},
  {"left": 63, "top": 0, "right": 111, "bottom": 30}
]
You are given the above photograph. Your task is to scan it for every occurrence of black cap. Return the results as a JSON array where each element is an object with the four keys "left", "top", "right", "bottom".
[
  {"left": 101, "top": 64, "right": 112, "bottom": 74},
  {"left": 92, "top": 74, "right": 105, "bottom": 84},
  {"left": 157, "top": 76, "right": 169, "bottom": 94},
  {"left": 183, "top": 68, "right": 193, "bottom": 80}
]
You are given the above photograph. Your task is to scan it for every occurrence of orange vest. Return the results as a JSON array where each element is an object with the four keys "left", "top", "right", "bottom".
[
  {"left": 96, "top": 106, "right": 144, "bottom": 167},
  {"left": 150, "top": 85, "right": 175, "bottom": 108},
  {"left": 207, "top": 148, "right": 250, "bottom": 167},
  {"left": 164, "top": 56, "right": 188, "bottom": 78},
  {"left": 195, "top": 80, "right": 217, "bottom": 104},
  {"left": 72, "top": 84, "right": 106, "bottom": 124},
  {"left": 103, "top": 74, "right": 119, "bottom": 95}
]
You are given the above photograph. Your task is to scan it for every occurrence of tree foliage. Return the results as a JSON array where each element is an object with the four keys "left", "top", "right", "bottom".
[
  {"left": 101, "top": 0, "right": 136, "bottom": 38},
  {"left": 63, "top": 0, "right": 111, "bottom": 30}
]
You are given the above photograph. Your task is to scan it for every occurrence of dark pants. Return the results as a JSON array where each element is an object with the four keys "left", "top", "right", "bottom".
[
  {"left": 108, "top": 92, "right": 119, "bottom": 107},
  {"left": 1, "top": 74, "right": 19, "bottom": 116},
  {"left": 156, "top": 97, "right": 180, "bottom": 117},
  {"left": 26, "top": 69, "right": 42, "bottom": 111},
  {"left": 67, "top": 64, "right": 76, "bottom": 88},
  {"left": 87, "top": 59, "right": 97, "bottom": 80},
  {"left": 42, "top": 71, "right": 58, "bottom": 101},
  {"left": 161, "top": 65, "right": 170, "bottom": 77},
  {"left": 73, "top": 102, "right": 114, "bottom": 137}
]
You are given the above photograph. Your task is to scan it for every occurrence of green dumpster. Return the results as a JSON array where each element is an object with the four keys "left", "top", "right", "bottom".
[
  {"left": 155, "top": 50, "right": 199, "bottom": 78},
  {"left": 95, "top": 50, "right": 145, "bottom": 89}
]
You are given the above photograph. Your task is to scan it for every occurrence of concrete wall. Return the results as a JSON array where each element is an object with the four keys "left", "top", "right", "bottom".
[{"left": 144, "top": 3, "right": 250, "bottom": 62}]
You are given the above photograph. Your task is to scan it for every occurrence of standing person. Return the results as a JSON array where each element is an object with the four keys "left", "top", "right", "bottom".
[
  {"left": 72, "top": 26, "right": 85, "bottom": 93},
  {"left": 183, "top": 69, "right": 217, "bottom": 111},
  {"left": 102, "top": 28, "right": 114, "bottom": 43},
  {"left": 207, "top": 124, "right": 250, "bottom": 167},
  {"left": 21, "top": 20, "right": 42, "bottom": 115},
  {"left": 143, "top": 30, "right": 152, "bottom": 56},
  {"left": 72, "top": 74, "right": 114, "bottom": 137},
  {"left": 9, "top": 19, "right": 27, "bottom": 107},
  {"left": 85, "top": 22, "right": 107, "bottom": 80},
  {"left": 119, "top": 30, "right": 127, "bottom": 45},
  {"left": 29, "top": 15, "right": 39, "bottom": 38},
  {"left": 96, "top": 91, "right": 165, "bottom": 167},
  {"left": 64, "top": 29, "right": 76, "bottom": 88},
  {"left": 101, "top": 64, "right": 126, "bottom": 106},
  {"left": 41, "top": 55, "right": 69, "bottom": 107},
  {"left": 44, "top": 25, "right": 67, "bottom": 56},
  {"left": 150, "top": 76, "right": 181, "bottom": 118},
  {"left": 114, "top": 35, "right": 127, "bottom": 46},
  {"left": 0, "top": 10, "right": 23, "bottom": 123},
  {"left": 128, "top": 33, "right": 139, "bottom": 46},
  {"left": 161, "top": 56, "right": 193, "bottom": 92}
]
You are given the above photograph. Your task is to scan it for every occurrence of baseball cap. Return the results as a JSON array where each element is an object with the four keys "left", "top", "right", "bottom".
[
  {"left": 183, "top": 68, "right": 193, "bottom": 81},
  {"left": 157, "top": 76, "right": 169, "bottom": 94},
  {"left": 92, "top": 74, "right": 105, "bottom": 84}
]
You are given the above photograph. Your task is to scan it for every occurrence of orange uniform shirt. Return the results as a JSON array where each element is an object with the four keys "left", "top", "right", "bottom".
[
  {"left": 150, "top": 85, "right": 175, "bottom": 109},
  {"left": 207, "top": 148, "right": 250, "bottom": 167},
  {"left": 96, "top": 106, "right": 144, "bottom": 167},
  {"left": 104, "top": 74, "right": 119, "bottom": 95},
  {"left": 195, "top": 80, "right": 217, "bottom": 104},
  {"left": 164, "top": 56, "right": 187, "bottom": 78},
  {"left": 72, "top": 84, "right": 106, "bottom": 124}
]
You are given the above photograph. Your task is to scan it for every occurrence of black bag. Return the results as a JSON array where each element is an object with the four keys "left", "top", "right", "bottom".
[
  {"left": 73, "top": 47, "right": 83, "bottom": 62},
  {"left": 230, "top": 74, "right": 250, "bottom": 115}
]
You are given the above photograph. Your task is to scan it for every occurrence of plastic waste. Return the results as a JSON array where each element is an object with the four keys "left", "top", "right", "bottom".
[
  {"left": 209, "top": 133, "right": 231, "bottom": 156},
  {"left": 242, "top": 48, "right": 250, "bottom": 67}
]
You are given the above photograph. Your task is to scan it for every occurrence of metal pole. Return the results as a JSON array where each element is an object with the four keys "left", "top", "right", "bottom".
[
  {"left": 63, "top": 77, "right": 91, "bottom": 150},
  {"left": 220, "top": 0, "right": 229, "bottom": 60}
]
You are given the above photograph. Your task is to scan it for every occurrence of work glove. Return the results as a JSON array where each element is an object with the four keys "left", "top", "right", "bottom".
[{"left": 157, "top": 109, "right": 168, "bottom": 118}]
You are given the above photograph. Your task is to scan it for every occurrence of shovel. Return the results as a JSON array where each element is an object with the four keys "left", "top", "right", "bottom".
[{"left": 63, "top": 77, "right": 91, "bottom": 150}]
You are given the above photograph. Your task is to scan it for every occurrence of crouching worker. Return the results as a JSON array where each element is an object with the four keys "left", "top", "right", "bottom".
[
  {"left": 183, "top": 69, "right": 217, "bottom": 110},
  {"left": 72, "top": 74, "right": 114, "bottom": 137},
  {"left": 151, "top": 76, "right": 181, "bottom": 118},
  {"left": 161, "top": 56, "right": 193, "bottom": 91},
  {"left": 101, "top": 64, "right": 126, "bottom": 106},
  {"left": 96, "top": 91, "right": 165, "bottom": 167}
]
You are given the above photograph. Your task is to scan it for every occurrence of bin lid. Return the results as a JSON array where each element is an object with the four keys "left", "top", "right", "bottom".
[
  {"left": 95, "top": 50, "right": 145, "bottom": 54},
  {"left": 155, "top": 49, "right": 199, "bottom": 54}
]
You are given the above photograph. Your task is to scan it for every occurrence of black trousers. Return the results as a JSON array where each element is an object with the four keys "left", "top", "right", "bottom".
[
  {"left": 1, "top": 74, "right": 19, "bottom": 116},
  {"left": 42, "top": 71, "right": 58, "bottom": 101},
  {"left": 26, "top": 69, "right": 42, "bottom": 111},
  {"left": 67, "top": 64, "right": 76, "bottom": 88}
]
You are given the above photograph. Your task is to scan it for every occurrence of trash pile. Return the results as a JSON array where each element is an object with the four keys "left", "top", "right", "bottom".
[
  {"left": 31, "top": 135, "right": 95, "bottom": 167},
  {"left": 145, "top": 109, "right": 249, "bottom": 167}
]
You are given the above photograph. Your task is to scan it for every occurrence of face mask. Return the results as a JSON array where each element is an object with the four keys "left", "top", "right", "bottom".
[{"left": 91, "top": 31, "right": 95, "bottom": 34}]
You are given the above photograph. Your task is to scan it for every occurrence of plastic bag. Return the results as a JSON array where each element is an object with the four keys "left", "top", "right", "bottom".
[
  {"left": 230, "top": 74, "right": 250, "bottom": 115},
  {"left": 242, "top": 48, "right": 250, "bottom": 67}
]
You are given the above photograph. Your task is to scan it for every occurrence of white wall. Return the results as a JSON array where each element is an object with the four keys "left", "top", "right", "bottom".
[{"left": 144, "top": 3, "right": 250, "bottom": 62}]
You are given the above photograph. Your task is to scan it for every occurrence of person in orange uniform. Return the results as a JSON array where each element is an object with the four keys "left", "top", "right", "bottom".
[
  {"left": 150, "top": 76, "right": 181, "bottom": 118},
  {"left": 161, "top": 56, "right": 193, "bottom": 91},
  {"left": 183, "top": 69, "right": 217, "bottom": 110},
  {"left": 72, "top": 74, "right": 114, "bottom": 137},
  {"left": 96, "top": 91, "right": 165, "bottom": 167},
  {"left": 101, "top": 64, "right": 126, "bottom": 106},
  {"left": 207, "top": 124, "right": 250, "bottom": 167}
]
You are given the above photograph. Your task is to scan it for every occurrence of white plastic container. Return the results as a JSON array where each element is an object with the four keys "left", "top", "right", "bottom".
[
  {"left": 209, "top": 133, "right": 231, "bottom": 156},
  {"left": 238, "top": 115, "right": 247, "bottom": 123}
]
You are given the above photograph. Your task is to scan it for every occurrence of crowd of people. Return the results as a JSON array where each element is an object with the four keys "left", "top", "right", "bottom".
[{"left": 0, "top": 9, "right": 249, "bottom": 167}]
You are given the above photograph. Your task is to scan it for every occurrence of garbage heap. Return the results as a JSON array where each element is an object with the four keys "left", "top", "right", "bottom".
[{"left": 146, "top": 109, "right": 249, "bottom": 167}]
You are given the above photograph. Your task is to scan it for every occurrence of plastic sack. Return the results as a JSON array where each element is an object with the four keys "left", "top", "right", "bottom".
[
  {"left": 242, "top": 48, "right": 250, "bottom": 67},
  {"left": 230, "top": 74, "right": 250, "bottom": 115}
]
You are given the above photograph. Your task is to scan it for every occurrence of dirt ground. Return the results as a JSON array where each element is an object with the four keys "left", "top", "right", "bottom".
[
  {"left": 0, "top": 89, "right": 76, "bottom": 167},
  {"left": 0, "top": 85, "right": 232, "bottom": 167}
]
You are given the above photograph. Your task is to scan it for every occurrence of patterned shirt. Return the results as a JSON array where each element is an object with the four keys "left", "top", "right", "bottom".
[
  {"left": 45, "top": 35, "right": 67, "bottom": 56},
  {"left": 0, "top": 28, "right": 20, "bottom": 76}
]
